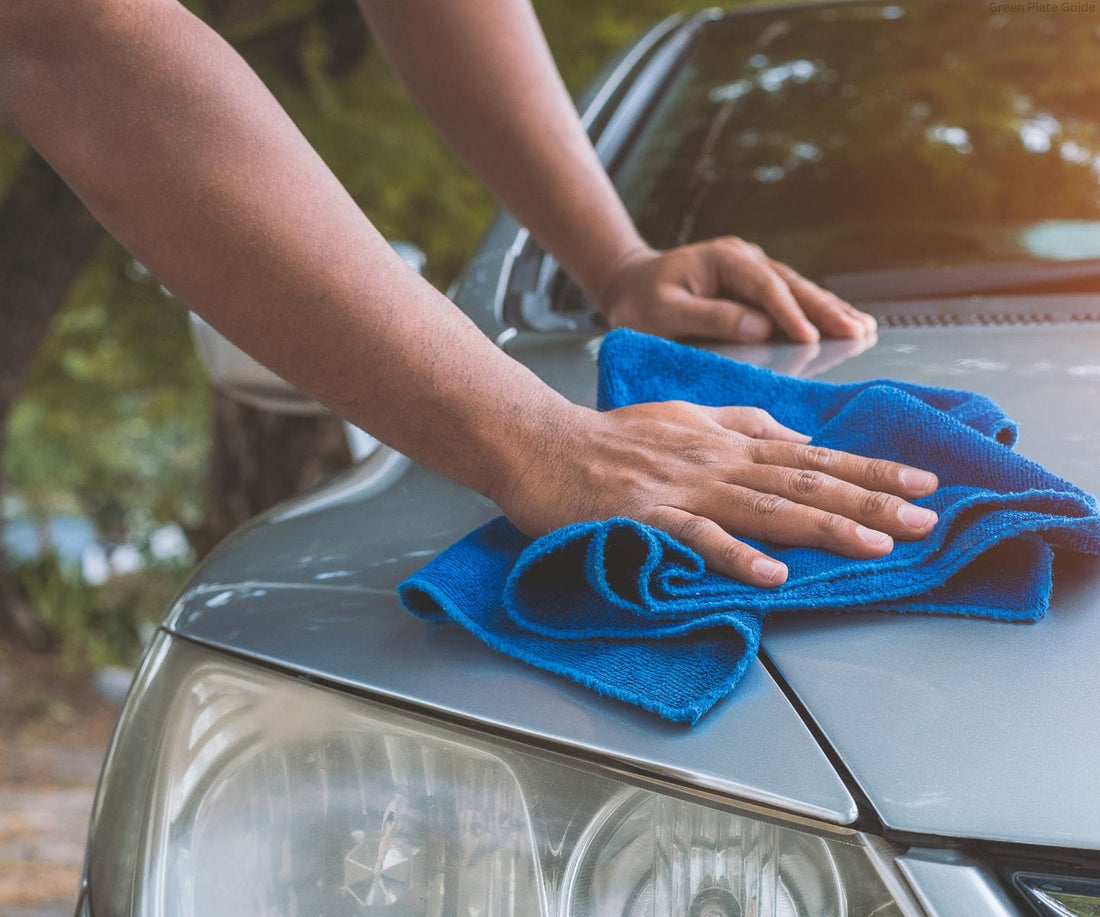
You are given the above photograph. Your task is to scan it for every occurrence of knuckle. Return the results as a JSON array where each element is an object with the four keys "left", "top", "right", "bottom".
[
  {"left": 746, "top": 406, "right": 772, "bottom": 426},
  {"left": 749, "top": 492, "right": 787, "bottom": 518},
  {"left": 871, "top": 457, "right": 897, "bottom": 485},
  {"left": 859, "top": 490, "right": 894, "bottom": 517},
  {"left": 716, "top": 539, "right": 752, "bottom": 570},
  {"left": 800, "top": 445, "right": 839, "bottom": 470},
  {"left": 743, "top": 435, "right": 769, "bottom": 462},
  {"left": 673, "top": 515, "right": 714, "bottom": 546},
  {"left": 789, "top": 469, "right": 823, "bottom": 497},
  {"left": 754, "top": 272, "right": 785, "bottom": 302},
  {"left": 862, "top": 460, "right": 895, "bottom": 489},
  {"left": 720, "top": 237, "right": 751, "bottom": 259},
  {"left": 730, "top": 406, "right": 770, "bottom": 436},
  {"left": 818, "top": 512, "right": 849, "bottom": 536}
]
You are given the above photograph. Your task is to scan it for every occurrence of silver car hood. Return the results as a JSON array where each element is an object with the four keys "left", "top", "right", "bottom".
[
  {"left": 166, "top": 401, "right": 860, "bottom": 828},
  {"left": 169, "top": 307, "right": 1100, "bottom": 851},
  {"left": 756, "top": 317, "right": 1100, "bottom": 851}
]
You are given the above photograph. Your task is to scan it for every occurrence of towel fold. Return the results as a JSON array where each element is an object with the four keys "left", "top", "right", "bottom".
[{"left": 400, "top": 329, "right": 1100, "bottom": 724}]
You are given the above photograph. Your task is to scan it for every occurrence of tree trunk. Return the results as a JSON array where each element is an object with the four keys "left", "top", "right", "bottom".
[
  {"left": 186, "top": 392, "right": 351, "bottom": 558},
  {"left": 0, "top": 152, "right": 105, "bottom": 646}
]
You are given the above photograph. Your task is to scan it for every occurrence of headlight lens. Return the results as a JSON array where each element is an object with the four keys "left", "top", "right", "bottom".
[
  {"left": 144, "top": 663, "right": 543, "bottom": 915},
  {"left": 89, "top": 636, "right": 919, "bottom": 916},
  {"left": 565, "top": 791, "right": 851, "bottom": 917}
]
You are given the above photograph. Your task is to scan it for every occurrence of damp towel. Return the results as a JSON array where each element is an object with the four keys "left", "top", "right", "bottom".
[{"left": 399, "top": 329, "right": 1100, "bottom": 724}]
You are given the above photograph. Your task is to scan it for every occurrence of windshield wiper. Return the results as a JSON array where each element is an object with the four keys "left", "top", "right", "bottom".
[{"left": 826, "top": 259, "right": 1100, "bottom": 303}]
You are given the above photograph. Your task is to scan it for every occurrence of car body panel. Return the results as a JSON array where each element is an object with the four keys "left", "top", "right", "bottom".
[
  {"left": 757, "top": 318, "right": 1100, "bottom": 850},
  {"left": 168, "top": 313, "right": 1100, "bottom": 849},
  {"left": 896, "top": 850, "right": 1022, "bottom": 917},
  {"left": 167, "top": 402, "right": 859, "bottom": 825}
]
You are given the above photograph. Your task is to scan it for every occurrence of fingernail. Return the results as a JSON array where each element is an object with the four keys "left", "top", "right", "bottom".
[
  {"left": 899, "top": 468, "right": 938, "bottom": 492},
  {"left": 739, "top": 312, "right": 772, "bottom": 341},
  {"left": 751, "top": 557, "right": 788, "bottom": 585},
  {"left": 898, "top": 504, "right": 938, "bottom": 529},
  {"left": 857, "top": 525, "right": 892, "bottom": 547}
]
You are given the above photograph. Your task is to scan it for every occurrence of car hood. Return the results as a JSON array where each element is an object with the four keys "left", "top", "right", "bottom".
[
  {"left": 169, "top": 306, "right": 1100, "bottom": 851},
  {"left": 753, "top": 312, "right": 1100, "bottom": 851}
]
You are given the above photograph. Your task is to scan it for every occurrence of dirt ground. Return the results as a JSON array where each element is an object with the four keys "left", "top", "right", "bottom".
[{"left": 0, "top": 642, "right": 121, "bottom": 917}]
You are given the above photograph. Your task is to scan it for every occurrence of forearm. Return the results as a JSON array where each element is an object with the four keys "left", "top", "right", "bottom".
[
  {"left": 0, "top": 0, "right": 934, "bottom": 589},
  {"left": 357, "top": 0, "right": 651, "bottom": 303},
  {"left": 0, "top": 0, "right": 580, "bottom": 500}
]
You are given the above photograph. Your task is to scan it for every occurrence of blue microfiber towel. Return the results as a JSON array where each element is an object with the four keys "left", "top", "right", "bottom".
[{"left": 399, "top": 329, "right": 1100, "bottom": 724}]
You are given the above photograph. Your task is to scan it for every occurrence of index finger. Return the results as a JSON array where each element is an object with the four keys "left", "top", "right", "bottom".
[
  {"left": 769, "top": 259, "right": 876, "bottom": 338},
  {"left": 713, "top": 240, "right": 820, "bottom": 343}
]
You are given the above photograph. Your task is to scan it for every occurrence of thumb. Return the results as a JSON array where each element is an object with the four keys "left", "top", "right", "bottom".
[{"left": 707, "top": 405, "right": 812, "bottom": 442}]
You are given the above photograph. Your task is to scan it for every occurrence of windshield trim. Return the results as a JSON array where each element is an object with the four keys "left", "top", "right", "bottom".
[{"left": 826, "top": 260, "right": 1100, "bottom": 303}]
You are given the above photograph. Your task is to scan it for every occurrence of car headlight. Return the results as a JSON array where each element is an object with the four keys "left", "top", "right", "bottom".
[{"left": 87, "top": 634, "right": 921, "bottom": 916}]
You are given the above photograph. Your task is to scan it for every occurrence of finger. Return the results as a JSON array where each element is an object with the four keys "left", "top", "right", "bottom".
[
  {"left": 770, "top": 261, "right": 866, "bottom": 337},
  {"left": 735, "top": 463, "right": 938, "bottom": 540},
  {"left": 771, "top": 260, "right": 875, "bottom": 329},
  {"left": 695, "top": 485, "right": 893, "bottom": 558},
  {"left": 770, "top": 260, "right": 877, "bottom": 338},
  {"left": 705, "top": 484, "right": 897, "bottom": 558},
  {"left": 713, "top": 243, "right": 820, "bottom": 342},
  {"left": 749, "top": 440, "right": 940, "bottom": 498},
  {"left": 666, "top": 293, "right": 775, "bottom": 343},
  {"left": 650, "top": 505, "right": 788, "bottom": 587},
  {"left": 706, "top": 405, "right": 811, "bottom": 443}
]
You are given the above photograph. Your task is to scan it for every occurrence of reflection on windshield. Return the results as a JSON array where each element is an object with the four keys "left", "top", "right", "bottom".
[{"left": 612, "top": 0, "right": 1100, "bottom": 283}]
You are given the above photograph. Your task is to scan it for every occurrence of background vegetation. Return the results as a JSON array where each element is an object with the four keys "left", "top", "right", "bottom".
[{"left": 0, "top": 0, "right": 722, "bottom": 667}]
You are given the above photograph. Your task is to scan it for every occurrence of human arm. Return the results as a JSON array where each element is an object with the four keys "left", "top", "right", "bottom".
[
  {"left": 356, "top": 0, "right": 875, "bottom": 343},
  {"left": 0, "top": 0, "right": 934, "bottom": 588}
]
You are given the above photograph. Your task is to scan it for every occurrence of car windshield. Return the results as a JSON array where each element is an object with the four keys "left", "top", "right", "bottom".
[{"left": 604, "top": 0, "right": 1100, "bottom": 297}]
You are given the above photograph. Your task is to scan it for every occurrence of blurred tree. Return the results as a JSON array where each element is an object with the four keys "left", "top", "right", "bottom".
[{"left": 0, "top": 152, "right": 104, "bottom": 645}]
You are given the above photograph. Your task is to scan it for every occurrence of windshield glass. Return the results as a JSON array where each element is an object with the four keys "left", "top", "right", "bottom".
[{"left": 609, "top": 0, "right": 1100, "bottom": 289}]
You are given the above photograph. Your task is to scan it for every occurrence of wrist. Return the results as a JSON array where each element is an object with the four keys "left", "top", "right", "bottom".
[
  {"left": 483, "top": 395, "right": 597, "bottom": 533},
  {"left": 583, "top": 242, "right": 659, "bottom": 317}
]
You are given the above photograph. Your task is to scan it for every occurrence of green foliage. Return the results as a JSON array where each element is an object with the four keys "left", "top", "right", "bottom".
[
  {"left": 5, "top": 239, "right": 210, "bottom": 539},
  {"left": 0, "top": 132, "right": 28, "bottom": 198},
  {"left": 11, "top": 551, "right": 190, "bottom": 668}
]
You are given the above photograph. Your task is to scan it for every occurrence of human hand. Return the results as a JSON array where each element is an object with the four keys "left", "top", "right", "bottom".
[
  {"left": 494, "top": 401, "right": 938, "bottom": 588},
  {"left": 595, "top": 239, "right": 877, "bottom": 343}
]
